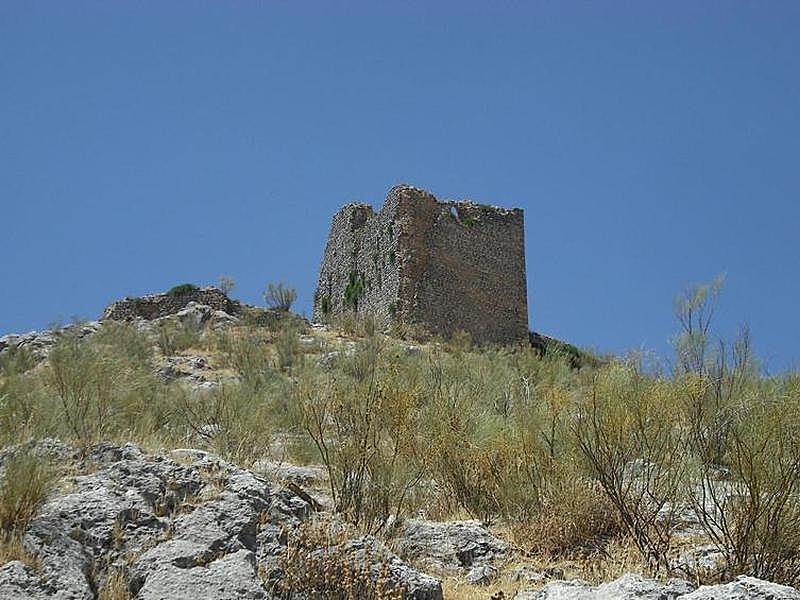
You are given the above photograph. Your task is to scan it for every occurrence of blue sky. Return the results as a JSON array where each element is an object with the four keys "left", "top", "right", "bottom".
[{"left": 2, "top": 2, "right": 799, "bottom": 370}]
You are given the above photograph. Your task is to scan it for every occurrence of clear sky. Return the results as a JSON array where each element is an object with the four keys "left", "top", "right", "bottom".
[{"left": 2, "top": 2, "right": 799, "bottom": 371}]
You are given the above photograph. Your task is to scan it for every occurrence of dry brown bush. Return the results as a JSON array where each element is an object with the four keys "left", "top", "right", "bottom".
[
  {"left": 513, "top": 475, "right": 622, "bottom": 558},
  {"left": 273, "top": 519, "right": 405, "bottom": 600}
]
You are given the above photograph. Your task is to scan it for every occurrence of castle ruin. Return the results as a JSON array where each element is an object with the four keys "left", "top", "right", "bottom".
[{"left": 313, "top": 184, "right": 529, "bottom": 345}]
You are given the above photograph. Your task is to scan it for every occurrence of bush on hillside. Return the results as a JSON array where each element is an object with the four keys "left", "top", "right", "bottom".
[
  {"left": 0, "top": 451, "right": 58, "bottom": 567},
  {"left": 166, "top": 283, "right": 199, "bottom": 297},
  {"left": 264, "top": 282, "right": 297, "bottom": 312}
]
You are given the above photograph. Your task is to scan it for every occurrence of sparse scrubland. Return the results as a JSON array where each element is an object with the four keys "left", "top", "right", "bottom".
[{"left": 1, "top": 280, "right": 800, "bottom": 598}]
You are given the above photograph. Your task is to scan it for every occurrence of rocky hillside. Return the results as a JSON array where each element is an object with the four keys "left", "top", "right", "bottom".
[
  {"left": 1, "top": 286, "right": 800, "bottom": 599},
  {"left": 1, "top": 440, "right": 798, "bottom": 600},
  {"left": 0, "top": 440, "right": 441, "bottom": 599}
]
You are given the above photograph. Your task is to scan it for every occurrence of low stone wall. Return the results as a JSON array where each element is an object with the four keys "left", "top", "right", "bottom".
[{"left": 102, "top": 286, "right": 240, "bottom": 321}]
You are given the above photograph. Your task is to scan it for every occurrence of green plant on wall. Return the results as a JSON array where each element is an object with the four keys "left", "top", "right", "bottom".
[
  {"left": 462, "top": 215, "right": 478, "bottom": 228},
  {"left": 344, "top": 272, "right": 365, "bottom": 310},
  {"left": 166, "top": 283, "right": 198, "bottom": 297},
  {"left": 320, "top": 294, "right": 332, "bottom": 315}
]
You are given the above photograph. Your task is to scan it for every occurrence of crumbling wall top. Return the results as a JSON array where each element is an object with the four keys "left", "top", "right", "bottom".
[{"left": 102, "top": 286, "right": 240, "bottom": 321}]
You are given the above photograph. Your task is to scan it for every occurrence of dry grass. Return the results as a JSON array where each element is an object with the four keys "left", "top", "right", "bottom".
[
  {"left": 97, "top": 567, "right": 132, "bottom": 600},
  {"left": 439, "top": 536, "right": 650, "bottom": 599},
  {"left": 573, "top": 537, "right": 651, "bottom": 584},
  {"left": 0, "top": 450, "right": 58, "bottom": 569},
  {"left": 272, "top": 518, "right": 406, "bottom": 599},
  {"left": 0, "top": 452, "right": 57, "bottom": 534},
  {"left": 0, "top": 532, "right": 41, "bottom": 569},
  {"left": 441, "top": 577, "right": 515, "bottom": 599},
  {"left": 511, "top": 476, "right": 622, "bottom": 558}
]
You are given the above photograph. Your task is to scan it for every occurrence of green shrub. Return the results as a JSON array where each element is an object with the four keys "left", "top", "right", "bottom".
[
  {"left": 93, "top": 321, "right": 154, "bottom": 365},
  {"left": 177, "top": 382, "right": 275, "bottom": 466},
  {"left": 156, "top": 319, "right": 203, "bottom": 356},
  {"left": 420, "top": 348, "right": 557, "bottom": 524},
  {"left": 290, "top": 339, "right": 424, "bottom": 533},
  {"left": 216, "top": 330, "right": 274, "bottom": 387},
  {"left": 691, "top": 377, "right": 800, "bottom": 584},
  {"left": 573, "top": 364, "right": 689, "bottom": 574},
  {"left": 0, "top": 370, "right": 51, "bottom": 446},
  {"left": 513, "top": 473, "right": 622, "bottom": 557},
  {"left": 166, "top": 283, "right": 198, "bottom": 297},
  {"left": 331, "top": 312, "right": 380, "bottom": 339},
  {"left": 0, "top": 451, "right": 57, "bottom": 534},
  {"left": 44, "top": 329, "right": 160, "bottom": 448},
  {"left": 0, "top": 346, "right": 38, "bottom": 377},
  {"left": 275, "top": 324, "right": 301, "bottom": 371},
  {"left": 241, "top": 307, "right": 282, "bottom": 329},
  {"left": 0, "top": 450, "right": 58, "bottom": 567}
]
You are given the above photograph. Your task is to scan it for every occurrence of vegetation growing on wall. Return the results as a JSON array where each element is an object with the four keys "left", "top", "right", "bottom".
[
  {"left": 320, "top": 294, "right": 331, "bottom": 315},
  {"left": 344, "top": 272, "right": 365, "bottom": 310},
  {"left": 166, "top": 283, "right": 199, "bottom": 297}
]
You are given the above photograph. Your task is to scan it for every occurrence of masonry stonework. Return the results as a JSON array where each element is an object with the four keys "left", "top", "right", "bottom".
[
  {"left": 102, "top": 287, "right": 240, "bottom": 321},
  {"left": 313, "top": 184, "right": 529, "bottom": 345}
]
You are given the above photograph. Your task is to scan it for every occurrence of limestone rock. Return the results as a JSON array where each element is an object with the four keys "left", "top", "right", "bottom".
[
  {"left": 154, "top": 355, "right": 210, "bottom": 382},
  {"left": 0, "top": 560, "right": 82, "bottom": 600},
  {"left": 392, "top": 518, "right": 508, "bottom": 575},
  {"left": 515, "top": 573, "right": 694, "bottom": 599},
  {"left": 682, "top": 575, "right": 800, "bottom": 599},
  {"left": 0, "top": 321, "right": 100, "bottom": 361},
  {"left": 136, "top": 549, "right": 267, "bottom": 600},
  {"left": 0, "top": 441, "right": 441, "bottom": 600},
  {"left": 671, "top": 543, "right": 726, "bottom": 580},
  {"left": 254, "top": 460, "right": 327, "bottom": 487},
  {"left": 514, "top": 573, "right": 800, "bottom": 600},
  {"left": 509, "top": 565, "right": 564, "bottom": 586},
  {"left": 466, "top": 564, "right": 497, "bottom": 585},
  {"left": 173, "top": 301, "right": 241, "bottom": 329}
]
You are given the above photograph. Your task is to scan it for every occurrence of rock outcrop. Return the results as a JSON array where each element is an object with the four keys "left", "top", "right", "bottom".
[
  {"left": 0, "top": 321, "right": 100, "bottom": 361},
  {"left": 0, "top": 288, "right": 242, "bottom": 365},
  {"left": 514, "top": 572, "right": 800, "bottom": 600},
  {"left": 392, "top": 518, "right": 508, "bottom": 584},
  {"left": 683, "top": 576, "right": 800, "bottom": 599},
  {"left": 0, "top": 442, "right": 442, "bottom": 600}
]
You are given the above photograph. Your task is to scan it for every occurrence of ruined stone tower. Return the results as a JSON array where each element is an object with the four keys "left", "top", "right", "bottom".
[{"left": 313, "top": 184, "right": 529, "bottom": 345}]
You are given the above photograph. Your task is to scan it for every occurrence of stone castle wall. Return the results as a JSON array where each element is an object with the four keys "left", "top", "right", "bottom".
[
  {"left": 102, "top": 286, "right": 239, "bottom": 321},
  {"left": 407, "top": 196, "right": 528, "bottom": 345},
  {"left": 312, "top": 195, "right": 403, "bottom": 324},
  {"left": 314, "top": 185, "right": 529, "bottom": 345}
]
